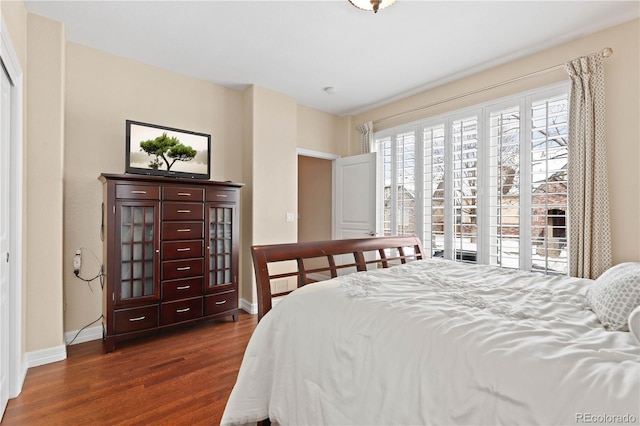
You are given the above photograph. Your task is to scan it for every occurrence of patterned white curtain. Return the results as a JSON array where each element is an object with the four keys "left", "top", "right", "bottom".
[
  {"left": 564, "top": 53, "right": 611, "bottom": 279},
  {"left": 357, "top": 121, "right": 373, "bottom": 154}
]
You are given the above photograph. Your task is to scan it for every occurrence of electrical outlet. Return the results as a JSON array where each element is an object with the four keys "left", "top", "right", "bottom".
[{"left": 73, "top": 249, "right": 82, "bottom": 273}]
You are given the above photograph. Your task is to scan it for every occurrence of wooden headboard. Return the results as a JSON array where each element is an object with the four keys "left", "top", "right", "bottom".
[{"left": 251, "top": 235, "right": 425, "bottom": 320}]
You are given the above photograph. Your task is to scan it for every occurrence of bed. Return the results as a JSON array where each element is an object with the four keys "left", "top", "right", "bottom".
[{"left": 221, "top": 236, "right": 640, "bottom": 425}]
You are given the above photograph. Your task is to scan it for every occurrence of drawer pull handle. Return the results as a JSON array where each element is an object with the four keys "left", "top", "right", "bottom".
[
  {"left": 177, "top": 229, "right": 191, "bottom": 232},
  {"left": 129, "top": 316, "right": 146, "bottom": 322},
  {"left": 177, "top": 266, "right": 191, "bottom": 271},
  {"left": 177, "top": 209, "right": 192, "bottom": 213},
  {"left": 131, "top": 190, "right": 147, "bottom": 194},
  {"left": 176, "top": 308, "right": 191, "bottom": 313},
  {"left": 176, "top": 285, "right": 191, "bottom": 290},
  {"left": 177, "top": 192, "right": 191, "bottom": 196},
  {"left": 176, "top": 247, "right": 191, "bottom": 252},
  {"left": 216, "top": 194, "right": 228, "bottom": 198},
  {"left": 215, "top": 300, "right": 227, "bottom": 305}
]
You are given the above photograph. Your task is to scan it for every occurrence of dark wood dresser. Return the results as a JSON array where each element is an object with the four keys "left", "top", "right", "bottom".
[{"left": 99, "top": 173, "right": 242, "bottom": 352}]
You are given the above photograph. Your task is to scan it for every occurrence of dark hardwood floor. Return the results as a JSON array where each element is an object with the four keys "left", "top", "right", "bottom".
[{"left": 3, "top": 311, "right": 258, "bottom": 425}]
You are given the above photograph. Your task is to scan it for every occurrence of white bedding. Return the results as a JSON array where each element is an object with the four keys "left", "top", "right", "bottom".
[{"left": 221, "top": 258, "right": 640, "bottom": 425}]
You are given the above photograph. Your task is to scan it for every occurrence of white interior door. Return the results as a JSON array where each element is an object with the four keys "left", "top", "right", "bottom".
[
  {"left": 0, "top": 62, "right": 11, "bottom": 419},
  {"left": 333, "top": 152, "right": 377, "bottom": 240}
]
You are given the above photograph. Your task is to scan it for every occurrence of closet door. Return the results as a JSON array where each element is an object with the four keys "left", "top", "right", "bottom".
[{"left": 0, "top": 57, "right": 12, "bottom": 419}]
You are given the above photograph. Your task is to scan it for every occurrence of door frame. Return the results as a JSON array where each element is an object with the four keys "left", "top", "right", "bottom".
[
  {"left": 1, "top": 14, "right": 25, "bottom": 400},
  {"left": 296, "top": 148, "right": 339, "bottom": 162}
]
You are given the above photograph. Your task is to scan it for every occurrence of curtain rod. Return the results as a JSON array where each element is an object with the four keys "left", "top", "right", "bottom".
[{"left": 372, "top": 47, "right": 613, "bottom": 126}]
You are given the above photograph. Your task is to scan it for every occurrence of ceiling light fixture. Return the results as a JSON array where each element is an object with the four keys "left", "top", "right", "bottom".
[{"left": 349, "top": 0, "right": 397, "bottom": 13}]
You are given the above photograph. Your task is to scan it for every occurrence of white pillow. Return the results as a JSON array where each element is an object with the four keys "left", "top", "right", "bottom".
[
  {"left": 629, "top": 306, "right": 640, "bottom": 343},
  {"left": 585, "top": 262, "right": 640, "bottom": 331}
]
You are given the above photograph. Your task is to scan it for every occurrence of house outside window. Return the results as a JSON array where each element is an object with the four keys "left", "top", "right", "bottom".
[{"left": 373, "top": 83, "right": 569, "bottom": 275}]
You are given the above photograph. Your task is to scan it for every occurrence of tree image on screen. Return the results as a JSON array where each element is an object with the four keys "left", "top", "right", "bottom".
[{"left": 139, "top": 132, "right": 197, "bottom": 171}]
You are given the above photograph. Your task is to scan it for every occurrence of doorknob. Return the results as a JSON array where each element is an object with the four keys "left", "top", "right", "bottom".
[{"left": 365, "top": 231, "right": 377, "bottom": 236}]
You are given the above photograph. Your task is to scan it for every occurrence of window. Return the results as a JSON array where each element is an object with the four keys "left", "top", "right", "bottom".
[
  {"left": 377, "top": 131, "right": 416, "bottom": 237},
  {"left": 373, "top": 84, "right": 569, "bottom": 274}
]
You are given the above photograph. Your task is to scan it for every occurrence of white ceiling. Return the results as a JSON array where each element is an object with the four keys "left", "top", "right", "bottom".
[{"left": 24, "top": 0, "right": 639, "bottom": 116}]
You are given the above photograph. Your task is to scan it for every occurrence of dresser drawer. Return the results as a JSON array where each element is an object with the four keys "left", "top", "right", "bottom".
[
  {"left": 113, "top": 305, "right": 158, "bottom": 334},
  {"left": 115, "top": 184, "right": 160, "bottom": 200},
  {"left": 162, "top": 221, "right": 204, "bottom": 240},
  {"left": 162, "top": 258, "right": 204, "bottom": 280},
  {"left": 162, "top": 240, "right": 204, "bottom": 260},
  {"left": 163, "top": 187, "right": 204, "bottom": 202},
  {"left": 160, "top": 297, "right": 203, "bottom": 325},
  {"left": 162, "top": 277, "right": 203, "bottom": 301},
  {"left": 204, "top": 291, "right": 237, "bottom": 316},
  {"left": 206, "top": 187, "right": 239, "bottom": 203},
  {"left": 162, "top": 202, "right": 204, "bottom": 221}
]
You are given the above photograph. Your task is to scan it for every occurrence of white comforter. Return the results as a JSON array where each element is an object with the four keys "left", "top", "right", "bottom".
[{"left": 221, "top": 259, "right": 640, "bottom": 425}]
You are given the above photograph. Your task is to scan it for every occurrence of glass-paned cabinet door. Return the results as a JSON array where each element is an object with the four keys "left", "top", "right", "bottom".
[
  {"left": 117, "top": 204, "right": 157, "bottom": 301},
  {"left": 208, "top": 205, "right": 234, "bottom": 288}
]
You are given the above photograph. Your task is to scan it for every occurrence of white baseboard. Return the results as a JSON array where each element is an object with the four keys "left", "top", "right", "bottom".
[
  {"left": 239, "top": 297, "right": 288, "bottom": 314},
  {"left": 64, "top": 324, "right": 103, "bottom": 346},
  {"left": 240, "top": 297, "right": 257, "bottom": 314},
  {"left": 26, "top": 344, "right": 66, "bottom": 368}
]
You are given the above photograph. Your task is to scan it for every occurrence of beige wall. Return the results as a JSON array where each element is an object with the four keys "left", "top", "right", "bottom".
[
  {"left": 34, "top": 37, "right": 343, "bottom": 342},
  {"left": 63, "top": 43, "right": 244, "bottom": 333},
  {"left": 250, "top": 86, "right": 298, "bottom": 245},
  {"left": 352, "top": 18, "right": 640, "bottom": 265},
  {"left": 240, "top": 88, "right": 254, "bottom": 306},
  {"left": 241, "top": 86, "right": 299, "bottom": 304},
  {"left": 1, "top": 1, "right": 27, "bottom": 69},
  {"left": 297, "top": 105, "right": 352, "bottom": 157},
  {"left": 25, "top": 13, "right": 66, "bottom": 351}
]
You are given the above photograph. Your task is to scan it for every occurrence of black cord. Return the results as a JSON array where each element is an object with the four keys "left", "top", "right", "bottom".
[
  {"left": 74, "top": 266, "right": 105, "bottom": 289},
  {"left": 66, "top": 315, "right": 104, "bottom": 346},
  {"left": 100, "top": 202, "right": 105, "bottom": 242},
  {"left": 74, "top": 247, "right": 106, "bottom": 291},
  {"left": 74, "top": 269, "right": 103, "bottom": 282},
  {"left": 67, "top": 247, "right": 105, "bottom": 346}
]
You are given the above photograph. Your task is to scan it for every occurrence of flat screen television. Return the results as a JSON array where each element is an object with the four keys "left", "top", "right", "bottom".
[{"left": 125, "top": 120, "right": 211, "bottom": 180}]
